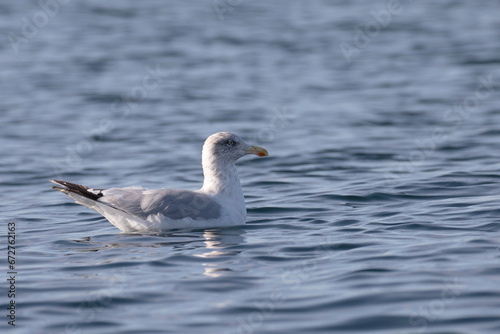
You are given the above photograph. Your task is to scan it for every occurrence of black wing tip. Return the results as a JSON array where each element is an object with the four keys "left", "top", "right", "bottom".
[
  {"left": 50, "top": 179, "right": 79, "bottom": 186},
  {"left": 50, "top": 179, "right": 103, "bottom": 201},
  {"left": 50, "top": 180, "right": 71, "bottom": 188},
  {"left": 51, "top": 185, "right": 69, "bottom": 194}
]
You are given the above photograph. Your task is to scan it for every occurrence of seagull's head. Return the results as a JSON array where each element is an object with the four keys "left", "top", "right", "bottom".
[{"left": 202, "top": 132, "right": 268, "bottom": 166}]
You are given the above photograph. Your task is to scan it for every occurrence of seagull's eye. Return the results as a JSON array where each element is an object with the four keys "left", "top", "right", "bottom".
[{"left": 227, "top": 140, "right": 236, "bottom": 147}]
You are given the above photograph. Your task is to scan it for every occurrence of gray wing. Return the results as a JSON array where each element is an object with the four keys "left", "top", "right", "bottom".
[{"left": 101, "top": 188, "right": 221, "bottom": 220}]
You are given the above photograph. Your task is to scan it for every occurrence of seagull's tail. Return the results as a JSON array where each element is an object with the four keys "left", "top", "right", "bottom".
[{"left": 50, "top": 180, "right": 103, "bottom": 201}]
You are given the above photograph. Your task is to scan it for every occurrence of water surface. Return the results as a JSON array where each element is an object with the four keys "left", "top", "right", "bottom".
[{"left": 1, "top": 1, "right": 500, "bottom": 333}]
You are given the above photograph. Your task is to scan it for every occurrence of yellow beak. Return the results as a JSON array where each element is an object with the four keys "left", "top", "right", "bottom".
[{"left": 245, "top": 145, "right": 269, "bottom": 157}]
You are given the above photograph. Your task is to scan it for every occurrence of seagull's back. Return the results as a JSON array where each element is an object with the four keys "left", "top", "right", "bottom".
[{"left": 102, "top": 187, "right": 222, "bottom": 220}]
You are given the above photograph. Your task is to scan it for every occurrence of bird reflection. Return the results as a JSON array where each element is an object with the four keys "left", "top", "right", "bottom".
[
  {"left": 194, "top": 229, "right": 245, "bottom": 277},
  {"left": 67, "top": 228, "right": 245, "bottom": 278}
]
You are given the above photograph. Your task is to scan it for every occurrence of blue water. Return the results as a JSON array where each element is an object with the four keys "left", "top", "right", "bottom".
[{"left": 1, "top": 1, "right": 500, "bottom": 333}]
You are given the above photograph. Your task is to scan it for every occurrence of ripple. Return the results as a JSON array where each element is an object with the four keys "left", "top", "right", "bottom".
[{"left": 2, "top": 1, "right": 500, "bottom": 333}]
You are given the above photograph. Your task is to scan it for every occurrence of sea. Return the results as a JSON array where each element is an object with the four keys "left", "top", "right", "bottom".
[{"left": 1, "top": 1, "right": 500, "bottom": 333}]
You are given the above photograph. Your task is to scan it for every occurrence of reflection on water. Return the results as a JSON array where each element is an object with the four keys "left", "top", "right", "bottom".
[
  {"left": 64, "top": 229, "right": 246, "bottom": 278},
  {"left": 194, "top": 229, "right": 245, "bottom": 277}
]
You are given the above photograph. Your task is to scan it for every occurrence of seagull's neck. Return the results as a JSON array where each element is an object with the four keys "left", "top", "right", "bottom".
[{"left": 201, "top": 159, "right": 243, "bottom": 198}]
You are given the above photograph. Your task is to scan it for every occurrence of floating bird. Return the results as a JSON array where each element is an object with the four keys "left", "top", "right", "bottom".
[{"left": 51, "top": 132, "right": 268, "bottom": 232}]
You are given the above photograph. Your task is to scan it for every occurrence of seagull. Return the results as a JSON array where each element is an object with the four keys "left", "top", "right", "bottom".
[{"left": 50, "top": 132, "right": 268, "bottom": 232}]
